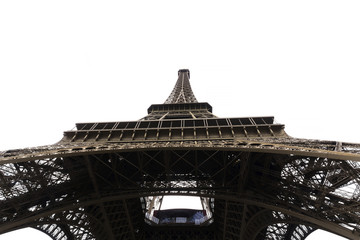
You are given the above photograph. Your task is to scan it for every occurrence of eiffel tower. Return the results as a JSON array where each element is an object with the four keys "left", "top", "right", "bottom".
[{"left": 1, "top": 69, "right": 360, "bottom": 239}]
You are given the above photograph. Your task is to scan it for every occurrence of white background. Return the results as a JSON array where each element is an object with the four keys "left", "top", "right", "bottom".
[{"left": 0, "top": 1, "right": 358, "bottom": 239}]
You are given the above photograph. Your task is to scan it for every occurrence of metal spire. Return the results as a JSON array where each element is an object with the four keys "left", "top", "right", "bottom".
[{"left": 164, "top": 69, "right": 198, "bottom": 104}]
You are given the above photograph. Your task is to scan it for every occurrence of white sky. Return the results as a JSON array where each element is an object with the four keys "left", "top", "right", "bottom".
[{"left": 0, "top": 0, "right": 358, "bottom": 239}]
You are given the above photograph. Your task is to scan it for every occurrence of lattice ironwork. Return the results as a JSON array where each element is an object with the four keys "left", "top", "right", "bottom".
[
  {"left": 164, "top": 69, "right": 198, "bottom": 104},
  {"left": 1, "top": 69, "right": 360, "bottom": 239}
]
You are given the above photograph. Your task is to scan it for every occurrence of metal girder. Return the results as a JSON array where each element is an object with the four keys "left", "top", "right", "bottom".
[
  {"left": 1, "top": 149, "right": 360, "bottom": 239},
  {"left": 122, "top": 199, "right": 136, "bottom": 240},
  {"left": 2, "top": 138, "right": 360, "bottom": 165},
  {"left": 85, "top": 156, "right": 115, "bottom": 240},
  {"left": 1, "top": 69, "right": 360, "bottom": 239}
]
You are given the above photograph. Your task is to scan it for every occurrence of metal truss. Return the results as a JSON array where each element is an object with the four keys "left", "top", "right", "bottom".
[
  {"left": 1, "top": 69, "right": 360, "bottom": 239},
  {"left": 164, "top": 69, "right": 198, "bottom": 104},
  {"left": 2, "top": 148, "right": 360, "bottom": 239}
]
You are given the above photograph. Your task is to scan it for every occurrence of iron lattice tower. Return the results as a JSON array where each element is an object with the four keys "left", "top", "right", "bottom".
[{"left": 1, "top": 69, "right": 360, "bottom": 239}]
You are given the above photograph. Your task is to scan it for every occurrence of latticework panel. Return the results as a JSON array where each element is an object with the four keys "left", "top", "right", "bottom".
[
  {"left": 1, "top": 148, "right": 360, "bottom": 239},
  {"left": 164, "top": 69, "right": 198, "bottom": 104}
]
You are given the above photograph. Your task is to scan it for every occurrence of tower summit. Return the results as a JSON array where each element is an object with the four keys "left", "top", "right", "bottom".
[
  {"left": 164, "top": 69, "right": 197, "bottom": 104},
  {"left": 144, "top": 69, "right": 215, "bottom": 120},
  {"left": 1, "top": 70, "right": 360, "bottom": 239}
]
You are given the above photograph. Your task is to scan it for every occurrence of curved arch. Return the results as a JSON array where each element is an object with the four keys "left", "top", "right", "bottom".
[
  {"left": 242, "top": 210, "right": 316, "bottom": 240},
  {"left": 0, "top": 227, "right": 52, "bottom": 240},
  {"left": 306, "top": 229, "right": 348, "bottom": 240},
  {"left": 33, "top": 223, "right": 95, "bottom": 240},
  {"left": 2, "top": 138, "right": 360, "bottom": 165},
  {"left": 2, "top": 149, "right": 360, "bottom": 239},
  {"left": 1, "top": 190, "right": 358, "bottom": 239},
  {"left": 33, "top": 225, "right": 71, "bottom": 240}
]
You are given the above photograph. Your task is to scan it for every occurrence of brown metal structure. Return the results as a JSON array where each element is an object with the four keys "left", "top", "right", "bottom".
[{"left": 1, "top": 69, "right": 360, "bottom": 239}]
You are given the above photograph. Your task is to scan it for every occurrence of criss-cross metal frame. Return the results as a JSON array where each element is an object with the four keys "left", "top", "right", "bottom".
[{"left": 1, "top": 69, "right": 360, "bottom": 239}]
